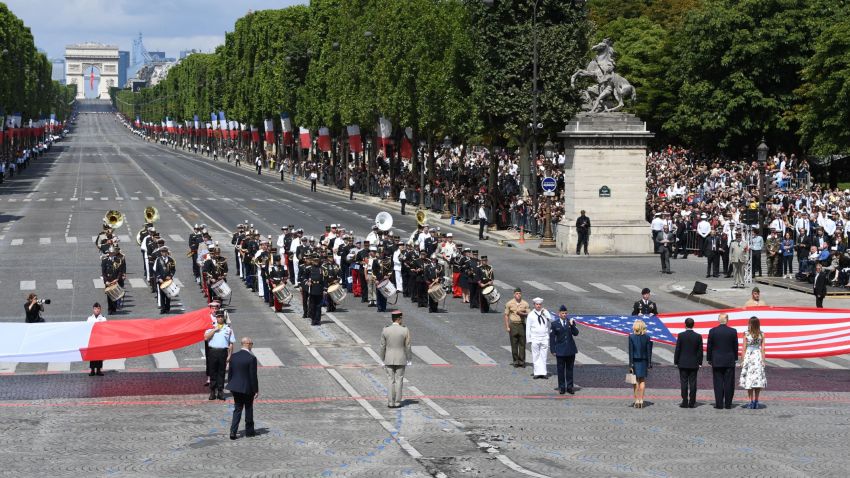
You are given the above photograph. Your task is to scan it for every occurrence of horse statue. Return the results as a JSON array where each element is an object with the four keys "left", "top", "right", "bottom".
[{"left": 570, "top": 38, "right": 636, "bottom": 113}]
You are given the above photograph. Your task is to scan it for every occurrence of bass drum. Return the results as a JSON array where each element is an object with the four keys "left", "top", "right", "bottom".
[
  {"left": 328, "top": 283, "right": 347, "bottom": 304},
  {"left": 272, "top": 283, "right": 292, "bottom": 305},
  {"left": 481, "top": 285, "right": 501, "bottom": 304}
]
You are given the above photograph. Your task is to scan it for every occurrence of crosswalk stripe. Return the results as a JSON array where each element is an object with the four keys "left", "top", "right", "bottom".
[
  {"left": 116, "top": 197, "right": 124, "bottom": 201},
  {"left": 54, "top": 198, "right": 64, "bottom": 202},
  {"left": 492, "top": 280, "right": 514, "bottom": 290},
  {"left": 556, "top": 281, "right": 588, "bottom": 293},
  {"left": 47, "top": 362, "right": 71, "bottom": 372},
  {"left": 206, "top": 197, "right": 217, "bottom": 201},
  {"left": 0, "top": 362, "right": 18, "bottom": 373},
  {"left": 575, "top": 352, "right": 601, "bottom": 365},
  {"left": 589, "top": 283, "right": 622, "bottom": 294},
  {"left": 152, "top": 351, "right": 179, "bottom": 369},
  {"left": 100, "top": 197, "right": 108, "bottom": 201},
  {"left": 11, "top": 239, "right": 23, "bottom": 246},
  {"left": 456, "top": 345, "right": 498, "bottom": 366},
  {"left": 653, "top": 347, "right": 675, "bottom": 363},
  {"left": 20, "top": 280, "right": 35, "bottom": 291},
  {"left": 523, "top": 280, "right": 553, "bottom": 291},
  {"left": 600, "top": 346, "right": 629, "bottom": 363},
  {"left": 253, "top": 347, "right": 284, "bottom": 367},
  {"left": 57, "top": 279, "right": 73, "bottom": 290},
  {"left": 128, "top": 278, "right": 147, "bottom": 288},
  {"left": 501, "top": 345, "right": 533, "bottom": 364},
  {"left": 85, "top": 197, "right": 93, "bottom": 201},
  {"left": 8, "top": 198, "right": 16, "bottom": 202},
  {"left": 804, "top": 357, "right": 845, "bottom": 370},
  {"left": 103, "top": 359, "right": 126, "bottom": 370},
  {"left": 169, "top": 234, "right": 184, "bottom": 242},
  {"left": 130, "top": 197, "right": 139, "bottom": 201},
  {"left": 622, "top": 285, "right": 643, "bottom": 293},
  {"left": 145, "top": 197, "right": 154, "bottom": 201},
  {"left": 93, "top": 278, "right": 104, "bottom": 288},
  {"left": 766, "top": 359, "right": 799, "bottom": 368},
  {"left": 39, "top": 237, "right": 51, "bottom": 245},
  {"left": 65, "top": 236, "right": 78, "bottom": 243},
  {"left": 412, "top": 346, "right": 450, "bottom": 366}
]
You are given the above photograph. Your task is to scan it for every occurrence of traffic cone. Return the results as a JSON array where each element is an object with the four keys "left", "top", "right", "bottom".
[{"left": 519, "top": 226, "right": 525, "bottom": 244}]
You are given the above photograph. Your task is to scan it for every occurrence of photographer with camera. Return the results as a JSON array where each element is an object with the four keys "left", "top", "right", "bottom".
[{"left": 24, "top": 293, "right": 49, "bottom": 323}]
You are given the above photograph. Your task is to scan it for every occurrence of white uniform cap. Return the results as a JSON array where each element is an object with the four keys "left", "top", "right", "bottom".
[{"left": 532, "top": 297, "right": 544, "bottom": 304}]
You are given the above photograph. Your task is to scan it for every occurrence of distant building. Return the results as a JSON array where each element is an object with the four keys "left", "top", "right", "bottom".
[
  {"left": 51, "top": 59, "right": 66, "bottom": 84},
  {"left": 148, "top": 51, "right": 166, "bottom": 61},
  {"left": 118, "top": 51, "right": 129, "bottom": 88},
  {"left": 65, "top": 42, "right": 120, "bottom": 99}
]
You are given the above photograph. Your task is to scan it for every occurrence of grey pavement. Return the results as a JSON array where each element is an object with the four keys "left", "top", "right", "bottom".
[{"left": 0, "top": 100, "right": 848, "bottom": 477}]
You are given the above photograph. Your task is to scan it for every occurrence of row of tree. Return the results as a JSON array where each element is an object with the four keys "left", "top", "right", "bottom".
[
  {"left": 0, "top": 4, "right": 76, "bottom": 124},
  {"left": 115, "top": 0, "right": 850, "bottom": 161}
]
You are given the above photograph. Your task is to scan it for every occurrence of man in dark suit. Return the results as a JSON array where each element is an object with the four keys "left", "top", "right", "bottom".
[
  {"left": 549, "top": 305, "right": 579, "bottom": 394},
  {"left": 226, "top": 336, "right": 259, "bottom": 440},
  {"left": 674, "top": 318, "right": 704, "bottom": 408},
  {"left": 813, "top": 262, "right": 827, "bottom": 308},
  {"left": 706, "top": 313, "right": 738, "bottom": 409},
  {"left": 702, "top": 229, "right": 721, "bottom": 277},
  {"left": 631, "top": 288, "right": 658, "bottom": 316}
]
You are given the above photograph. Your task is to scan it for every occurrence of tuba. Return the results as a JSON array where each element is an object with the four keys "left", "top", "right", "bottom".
[
  {"left": 103, "top": 210, "right": 124, "bottom": 229},
  {"left": 375, "top": 212, "right": 393, "bottom": 232},
  {"left": 144, "top": 206, "right": 159, "bottom": 223},
  {"left": 416, "top": 209, "right": 427, "bottom": 227}
]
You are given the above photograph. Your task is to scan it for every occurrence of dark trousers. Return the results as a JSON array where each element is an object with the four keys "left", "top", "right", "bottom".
[
  {"left": 721, "top": 251, "right": 730, "bottom": 275},
  {"left": 508, "top": 322, "right": 525, "bottom": 365},
  {"left": 576, "top": 232, "right": 588, "bottom": 255},
  {"left": 191, "top": 254, "right": 200, "bottom": 278},
  {"left": 360, "top": 270, "right": 369, "bottom": 302},
  {"left": 706, "top": 254, "right": 719, "bottom": 276},
  {"left": 207, "top": 348, "right": 228, "bottom": 392},
  {"left": 751, "top": 250, "right": 762, "bottom": 276},
  {"left": 89, "top": 360, "right": 103, "bottom": 371},
  {"left": 349, "top": 189, "right": 354, "bottom": 200},
  {"left": 659, "top": 249, "right": 671, "bottom": 272},
  {"left": 310, "top": 179, "right": 317, "bottom": 191},
  {"left": 712, "top": 366, "right": 735, "bottom": 408},
  {"left": 479, "top": 289, "right": 490, "bottom": 313},
  {"left": 158, "top": 288, "right": 171, "bottom": 312},
  {"left": 377, "top": 287, "right": 388, "bottom": 312},
  {"left": 416, "top": 279, "right": 427, "bottom": 307},
  {"left": 230, "top": 391, "right": 255, "bottom": 436},
  {"left": 427, "top": 287, "right": 438, "bottom": 312},
  {"left": 556, "top": 355, "right": 575, "bottom": 391},
  {"left": 400, "top": 199, "right": 406, "bottom": 215},
  {"left": 309, "top": 294, "right": 322, "bottom": 325},
  {"left": 816, "top": 295, "right": 825, "bottom": 308},
  {"left": 679, "top": 368, "right": 698, "bottom": 405},
  {"left": 469, "top": 283, "right": 480, "bottom": 308},
  {"left": 479, "top": 219, "right": 487, "bottom": 239}
]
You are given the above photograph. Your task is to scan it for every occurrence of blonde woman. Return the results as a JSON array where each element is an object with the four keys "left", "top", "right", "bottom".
[
  {"left": 628, "top": 319, "right": 653, "bottom": 408},
  {"left": 739, "top": 316, "right": 766, "bottom": 409}
]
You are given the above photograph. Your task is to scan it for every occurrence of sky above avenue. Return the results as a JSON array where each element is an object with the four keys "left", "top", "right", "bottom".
[{"left": 5, "top": 0, "right": 305, "bottom": 59}]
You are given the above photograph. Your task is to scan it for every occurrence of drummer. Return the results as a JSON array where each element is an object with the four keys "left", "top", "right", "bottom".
[
  {"left": 476, "top": 255, "right": 494, "bottom": 314},
  {"left": 269, "top": 252, "right": 288, "bottom": 312},
  {"left": 425, "top": 254, "right": 444, "bottom": 313},
  {"left": 322, "top": 251, "right": 341, "bottom": 313}
]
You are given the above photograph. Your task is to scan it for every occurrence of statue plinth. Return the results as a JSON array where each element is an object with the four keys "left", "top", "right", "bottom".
[{"left": 556, "top": 112, "right": 654, "bottom": 255}]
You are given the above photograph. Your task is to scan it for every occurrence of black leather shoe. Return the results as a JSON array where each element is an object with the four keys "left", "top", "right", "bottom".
[
  {"left": 713, "top": 405, "right": 723, "bottom": 409},
  {"left": 688, "top": 403, "right": 696, "bottom": 408},
  {"left": 229, "top": 433, "right": 237, "bottom": 440},
  {"left": 89, "top": 371, "right": 95, "bottom": 376},
  {"left": 558, "top": 389, "right": 566, "bottom": 395},
  {"left": 96, "top": 371, "right": 104, "bottom": 376},
  {"left": 679, "top": 402, "right": 688, "bottom": 408},
  {"left": 217, "top": 391, "right": 225, "bottom": 400},
  {"left": 567, "top": 388, "right": 575, "bottom": 395},
  {"left": 209, "top": 392, "right": 216, "bottom": 400},
  {"left": 246, "top": 430, "right": 256, "bottom": 437}
]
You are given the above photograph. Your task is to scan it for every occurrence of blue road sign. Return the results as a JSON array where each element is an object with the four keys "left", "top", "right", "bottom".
[{"left": 541, "top": 176, "right": 556, "bottom": 192}]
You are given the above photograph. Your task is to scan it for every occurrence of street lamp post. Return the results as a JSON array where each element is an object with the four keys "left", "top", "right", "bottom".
[
  {"left": 442, "top": 135, "right": 452, "bottom": 218},
  {"left": 757, "top": 139, "right": 769, "bottom": 234},
  {"left": 540, "top": 140, "right": 557, "bottom": 248}
]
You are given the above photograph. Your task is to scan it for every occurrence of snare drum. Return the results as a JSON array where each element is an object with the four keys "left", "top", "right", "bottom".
[
  {"left": 377, "top": 279, "right": 397, "bottom": 299},
  {"left": 272, "top": 283, "right": 292, "bottom": 304},
  {"left": 105, "top": 283, "right": 125, "bottom": 301},
  {"left": 211, "top": 279, "right": 232, "bottom": 299},
  {"left": 481, "top": 285, "right": 501, "bottom": 304},
  {"left": 328, "top": 283, "right": 347, "bottom": 304},
  {"left": 428, "top": 283, "right": 446, "bottom": 302},
  {"left": 160, "top": 279, "right": 180, "bottom": 298}
]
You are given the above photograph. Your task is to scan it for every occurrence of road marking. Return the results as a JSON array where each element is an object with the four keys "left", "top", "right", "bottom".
[
  {"left": 39, "top": 237, "right": 51, "bottom": 245},
  {"left": 92, "top": 278, "right": 105, "bottom": 288},
  {"left": 495, "top": 454, "right": 551, "bottom": 478},
  {"left": 85, "top": 197, "right": 93, "bottom": 201},
  {"left": 589, "top": 283, "right": 622, "bottom": 294},
  {"left": 652, "top": 347, "right": 675, "bottom": 363},
  {"left": 47, "top": 362, "right": 71, "bottom": 372},
  {"left": 191, "top": 197, "right": 201, "bottom": 201},
  {"left": 501, "top": 345, "right": 533, "bottom": 363},
  {"left": 8, "top": 199, "right": 16, "bottom": 202},
  {"left": 128, "top": 278, "right": 147, "bottom": 289},
  {"left": 325, "top": 312, "right": 366, "bottom": 344},
  {"left": 206, "top": 197, "right": 217, "bottom": 201},
  {"left": 169, "top": 234, "right": 184, "bottom": 242},
  {"left": 412, "top": 346, "right": 450, "bottom": 366},
  {"left": 103, "top": 359, "right": 126, "bottom": 370},
  {"left": 575, "top": 352, "right": 601, "bottom": 365},
  {"left": 116, "top": 197, "right": 124, "bottom": 201},
  {"left": 11, "top": 239, "right": 23, "bottom": 246},
  {"left": 407, "top": 384, "right": 451, "bottom": 416},
  {"left": 145, "top": 196, "right": 154, "bottom": 201},
  {"left": 599, "top": 346, "right": 629, "bottom": 363},
  {"left": 456, "top": 345, "right": 498, "bottom": 366},
  {"left": 37, "top": 198, "right": 46, "bottom": 202},
  {"left": 57, "top": 279, "right": 73, "bottom": 290},
  {"left": 622, "top": 285, "right": 643, "bottom": 293},
  {"left": 152, "top": 351, "right": 179, "bottom": 369},
  {"left": 54, "top": 198, "right": 64, "bottom": 202},
  {"left": 0, "top": 362, "right": 17, "bottom": 374},
  {"left": 253, "top": 347, "right": 284, "bottom": 367},
  {"left": 523, "top": 280, "right": 553, "bottom": 291},
  {"left": 556, "top": 281, "right": 589, "bottom": 293},
  {"left": 65, "top": 236, "right": 77, "bottom": 243},
  {"left": 493, "top": 280, "right": 514, "bottom": 290},
  {"left": 20, "top": 281, "right": 36, "bottom": 291},
  {"left": 22, "top": 199, "right": 31, "bottom": 202},
  {"left": 130, "top": 197, "right": 139, "bottom": 201},
  {"left": 100, "top": 197, "right": 108, "bottom": 201},
  {"left": 766, "top": 359, "right": 799, "bottom": 368},
  {"left": 804, "top": 357, "right": 845, "bottom": 369}
]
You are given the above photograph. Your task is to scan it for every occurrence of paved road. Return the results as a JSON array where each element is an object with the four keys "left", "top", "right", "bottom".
[{"left": 0, "top": 100, "right": 848, "bottom": 476}]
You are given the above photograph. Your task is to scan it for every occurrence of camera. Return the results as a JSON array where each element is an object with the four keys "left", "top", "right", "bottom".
[{"left": 37, "top": 299, "right": 51, "bottom": 305}]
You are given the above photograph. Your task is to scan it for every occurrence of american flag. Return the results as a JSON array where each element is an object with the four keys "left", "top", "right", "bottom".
[{"left": 573, "top": 305, "right": 850, "bottom": 359}]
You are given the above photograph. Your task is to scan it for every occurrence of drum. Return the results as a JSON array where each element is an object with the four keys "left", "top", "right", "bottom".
[
  {"left": 428, "top": 283, "right": 446, "bottom": 302},
  {"left": 160, "top": 279, "right": 180, "bottom": 298},
  {"left": 272, "top": 283, "right": 292, "bottom": 304},
  {"left": 328, "top": 283, "right": 347, "bottom": 304},
  {"left": 211, "top": 279, "right": 232, "bottom": 299},
  {"left": 105, "top": 283, "right": 125, "bottom": 301},
  {"left": 377, "top": 279, "right": 397, "bottom": 299},
  {"left": 482, "top": 285, "right": 501, "bottom": 304}
]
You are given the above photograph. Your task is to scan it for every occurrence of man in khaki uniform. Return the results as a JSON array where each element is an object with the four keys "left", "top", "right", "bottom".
[
  {"left": 504, "top": 288, "right": 530, "bottom": 367},
  {"left": 765, "top": 228, "right": 781, "bottom": 277},
  {"left": 379, "top": 311, "right": 412, "bottom": 408},
  {"left": 729, "top": 231, "right": 749, "bottom": 288}
]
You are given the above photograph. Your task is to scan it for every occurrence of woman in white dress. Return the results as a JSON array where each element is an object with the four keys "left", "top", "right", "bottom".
[{"left": 739, "top": 316, "right": 766, "bottom": 409}]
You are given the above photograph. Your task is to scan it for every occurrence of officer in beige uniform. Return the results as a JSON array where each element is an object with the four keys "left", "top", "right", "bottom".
[
  {"left": 379, "top": 311, "right": 412, "bottom": 408},
  {"left": 503, "top": 288, "right": 530, "bottom": 367}
]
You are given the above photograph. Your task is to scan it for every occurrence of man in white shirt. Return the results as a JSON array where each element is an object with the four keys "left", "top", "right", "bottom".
[
  {"left": 478, "top": 202, "right": 488, "bottom": 240},
  {"left": 696, "top": 213, "right": 711, "bottom": 255},
  {"left": 392, "top": 243, "right": 405, "bottom": 292},
  {"left": 87, "top": 303, "right": 107, "bottom": 376},
  {"left": 526, "top": 298, "right": 552, "bottom": 379},
  {"left": 276, "top": 226, "right": 288, "bottom": 266},
  {"left": 289, "top": 229, "right": 302, "bottom": 281},
  {"left": 399, "top": 188, "right": 407, "bottom": 215},
  {"left": 366, "top": 225, "right": 380, "bottom": 246}
]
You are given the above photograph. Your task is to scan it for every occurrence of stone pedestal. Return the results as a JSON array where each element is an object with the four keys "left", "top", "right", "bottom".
[{"left": 556, "top": 113, "right": 654, "bottom": 255}]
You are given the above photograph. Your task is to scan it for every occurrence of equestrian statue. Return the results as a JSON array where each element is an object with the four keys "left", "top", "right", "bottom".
[{"left": 570, "top": 38, "right": 636, "bottom": 113}]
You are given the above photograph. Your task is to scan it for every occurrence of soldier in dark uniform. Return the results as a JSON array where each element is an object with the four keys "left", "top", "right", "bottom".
[
  {"left": 372, "top": 250, "right": 392, "bottom": 312},
  {"left": 283, "top": 225, "right": 295, "bottom": 283},
  {"left": 467, "top": 250, "right": 480, "bottom": 309},
  {"left": 452, "top": 247, "right": 468, "bottom": 299},
  {"left": 307, "top": 255, "right": 325, "bottom": 325},
  {"left": 148, "top": 237, "right": 165, "bottom": 292},
  {"left": 356, "top": 241, "right": 371, "bottom": 303},
  {"left": 101, "top": 247, "right": 123, "bottom": 314},
  {"left": 203, "top": 246, "right": 228, "bottom": 304},
  {"left": 425, "top": 255, "right": 444, "bottom": 313},
  {"left": 322, "top": 252, "right": 341, "bottom": 312},
  {"left": 631, "top": 287, "right": 658, "bottom": 315},
  {"left": 477, "top": 255, "right": 494, "bottom": 313},
  {"left": 231, "top": 224, "right": 245, "bottom": 278},
  {"left": 400, "top": 244, "right": 413, "bottom": 298},
  {"left": 298, "top": 254, "right": 313, "bottom": 319},
  {"left": 154, "top": 246, "right": 176, "bottom": 314},
  {"left": 414, "top": 250, "right": 428, "bottom": 308},
  {"left": 189, "top": 224, "right": 202, "bottom": 283},
  {"left": 269, "top": 252, "right": 287, "bottom": 312}
]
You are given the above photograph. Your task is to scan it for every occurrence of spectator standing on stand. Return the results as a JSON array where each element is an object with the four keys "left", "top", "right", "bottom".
[
  {"left": 478, "top": 202, "right": 488, "bottom": 240},
  {"left": 750, "top": 231, "right": 764, "bottom": 277}
]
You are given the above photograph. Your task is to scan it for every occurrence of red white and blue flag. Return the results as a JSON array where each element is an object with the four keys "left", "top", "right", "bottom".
[{"left": 573, "top": 305, "right": 850, "bottom": 359}]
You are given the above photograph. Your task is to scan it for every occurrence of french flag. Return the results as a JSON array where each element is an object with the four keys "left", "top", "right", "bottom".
[
  {"left": 318, "top": 127, "right": 331, "bottom": 152},
  {"left": 280, "top": 113, "right": 293, "bottom": 145},
  {"left": 251, "top": 125, "right": 260, "bottom": 143},
  {"left": 264, "top": 119, "right": 275, "bottom": 144},
  {"left": 299, "top": 127, "right": 311, "bottom": 149},
  {"left": 347, "top": 124, "right": 362, "bottom": 154},
  {"left": 378, "top": 116, "right": 392, "bottom": 154},
  {"left": 401, "top": 127, "right": 413, "bottom": 159}
]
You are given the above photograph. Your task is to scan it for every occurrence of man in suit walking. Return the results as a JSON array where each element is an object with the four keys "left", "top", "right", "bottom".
[
  {"left": 379, "top": 311, "right": 412, "bottom": 408},
  {"left": 674, "top": 318, "right": 704, "bottom": 408},
  {"left": 702, "top": 229, "right": 721, "bottom": 277},
  {"left": 706, "top": 313, "right": 739, "bottom": 409},
  {"left": 655, "top": 224, "right": 675, "bottom": 274},
  {"left": 226, "top": 337, "right": 259, "bottom": 440},
  {"left": 549, "top": 304, "right": 579, "bottom": 394},
  {"left": 813, "top": 262, "right": 827, "bottom": 308}
]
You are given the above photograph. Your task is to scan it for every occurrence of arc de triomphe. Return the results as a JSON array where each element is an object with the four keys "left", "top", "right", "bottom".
[{"left": 65, "top": 43, "right": 119, "bottom": 99}]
